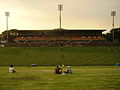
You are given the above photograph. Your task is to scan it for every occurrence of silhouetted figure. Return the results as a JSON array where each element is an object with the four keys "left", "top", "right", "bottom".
[
  {"left": 55, "top": 66, "right": 62, "bottom": 74},
  {"left": 9, "top": 64, "right": 16, "bottom": 73}
]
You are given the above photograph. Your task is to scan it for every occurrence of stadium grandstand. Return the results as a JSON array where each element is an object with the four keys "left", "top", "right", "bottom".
[{"left": 1, "top": 28, "right": 105, "bottom": 46}]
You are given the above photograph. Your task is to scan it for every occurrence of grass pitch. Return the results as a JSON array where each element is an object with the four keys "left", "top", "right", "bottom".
[
  {"left": 0, "top": 66, "right": 120, "bottom": 90},
  {"left": 0, "top": 46, "right": 120, "bottom": 66}
]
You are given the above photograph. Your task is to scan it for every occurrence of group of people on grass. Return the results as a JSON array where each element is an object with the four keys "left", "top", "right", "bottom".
[
  {"left": 55, "top": 65, "right": 72, "bottom": 75},
  {"left": 9, "top": 64, "right": 72, "bottom": 74}
]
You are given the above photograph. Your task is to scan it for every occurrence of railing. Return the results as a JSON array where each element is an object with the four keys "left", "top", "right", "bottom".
[{"left": 15, "top": 36, "right": 105, "bottom": 41}]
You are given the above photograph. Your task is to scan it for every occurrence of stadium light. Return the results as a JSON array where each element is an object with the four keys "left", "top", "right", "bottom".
[
  {"left": 5, "top": 12, "right": 10, "bottom": 43},
  {"left": 111, "top": 11, "right": 116, "bottom": 43},
  {"left": 58, "top": 4, "right": 63, "bottom": 30},
  {"left": 111, "top": 11, "right": 116, "bottom": 29}
]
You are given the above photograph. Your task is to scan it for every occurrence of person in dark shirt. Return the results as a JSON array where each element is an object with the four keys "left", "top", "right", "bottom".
[{"left": 55, "top": 66, "right": 62, "bottom": 74}]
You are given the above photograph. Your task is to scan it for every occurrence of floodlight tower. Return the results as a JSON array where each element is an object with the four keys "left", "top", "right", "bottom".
[
  {"left": 111, "top": 11, "right": 116, "bottom": 43},
  {"left": 5, "top": 12, "right": 10, "bottom": 42},
  {"left": 58, "top": 4, "right": 63, "bottom": 30},
  {"left": 111, "top": 11, "right": 116, "bottom": 29}
]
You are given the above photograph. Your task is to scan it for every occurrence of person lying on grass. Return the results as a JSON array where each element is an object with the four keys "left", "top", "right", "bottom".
[{"left": 9, "top": 64, "right": 16, "bottom": 73}]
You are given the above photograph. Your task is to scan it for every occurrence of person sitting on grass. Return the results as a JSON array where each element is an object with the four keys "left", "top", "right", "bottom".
[
  {"left": 9, "top": 64, "right": 16, "bottom": 73},
  {"left": 55, "top": 66, "right": 62, "bottom": 74},
  {"left": 62, "top": 66, "right": 72, "bottom": 75},
  {"left": 67, "top": 66, "right": 72, "bottom": 73}
]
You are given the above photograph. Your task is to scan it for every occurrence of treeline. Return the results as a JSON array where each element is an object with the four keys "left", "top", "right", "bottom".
[{"left": 104, "top": 28, "right": 120, "bottom": 43}]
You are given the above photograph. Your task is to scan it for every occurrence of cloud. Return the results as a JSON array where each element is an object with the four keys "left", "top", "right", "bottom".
[{"left": 0, "top": 0, "right": 120, "bottom": 33}]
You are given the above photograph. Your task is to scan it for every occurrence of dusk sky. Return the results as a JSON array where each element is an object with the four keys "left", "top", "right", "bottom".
[{"left": 0, "top": 0, "right": 120, "bottom": 34}]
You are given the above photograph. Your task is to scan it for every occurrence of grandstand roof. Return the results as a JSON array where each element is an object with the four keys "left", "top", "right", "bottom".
[
  {"left": 10, "top": 28, "right": 106, "bottom": 32},
  {"left": 54, "top": 28, "right": 106, "bottom": 31}
]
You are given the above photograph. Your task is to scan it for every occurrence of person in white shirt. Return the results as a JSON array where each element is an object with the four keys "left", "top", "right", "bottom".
[
  {"left": 9, "top": 64, "right": 16, "bottom": 73},
  {"left": 67, "top": 66, "right": 72, "bottom": 73},
  {"left": 62, "top": 66, "right": 72, "bottom": 75}
]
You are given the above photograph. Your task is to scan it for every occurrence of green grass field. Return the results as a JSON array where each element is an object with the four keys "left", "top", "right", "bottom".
[
  {"left": 0, "top": 66, "right": 120, "bottom": 90},
  {"left": 0, "top": 46, "right": 120, "bottom": 90},
  {"left": 0, "top": 46, "right": 120, "bottom": 66}
]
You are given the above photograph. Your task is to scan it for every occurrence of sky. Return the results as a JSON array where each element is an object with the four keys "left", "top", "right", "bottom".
[{"left": 0, "top": 0, "right": 120, "bottom": 34}]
